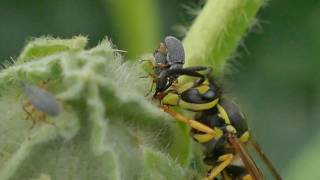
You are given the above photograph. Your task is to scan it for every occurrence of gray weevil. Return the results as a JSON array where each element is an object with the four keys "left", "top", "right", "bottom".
[
  {"left": 22, "top": 82, "right": 60, "bottom": 127},
  {"left": 153, "top": 36, "right": 185, "bottom": 96}
]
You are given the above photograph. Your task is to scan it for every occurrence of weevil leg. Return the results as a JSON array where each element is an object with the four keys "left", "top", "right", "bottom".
[
  {"left": 23, "top": 106, "right": 38, "bottom": 129},
  {"left": 38, "top": 78, "right": 51, "bottom": 89},
  {"left": 139, "top": 73, "right": 158, "bottom": 79},
  {"left": 22, "top": 102, "right": 33, "bottom": 120},
  {"left": 156, "top": 63, "right": 169, "bottom": 69},
  {"left": 23, "top": 101, "right": 32, "bottom": 108},
  {"left": 138, "top": 59, "right": 154, "bottom": 65},
  {"left": 138, "top": 59, "right": 156, "bottom": 70},
  {"left": 139, "top": 75, "right": 150, "bottom": 79},
  {"left": 29, "top": 112, "right": 37, "bottom": 129},
  {"left": 143, "top": 73, "right": 159, "bottom": 97},
  {"left": 39, "top": 113, "right": 56, "bottom": 127},
  {"left": 22, "top": 106, "right": 31, "bottom": 121},
  {"left": 29, "top": 107, "right": 37, "bottom": 120},
  {"left": 204, "top": 154, "right": 234, "bottom": 180},
  {"left": 139, "top": 58, "right": 169, "bottom": 70},
  {"left": 145, "top": 81, "right": 155, "bottom": 97},
  {"left": 38, "top": 112, "right": 46, "bottom": 122},
  {"left": 160, "top": 105, "right": 220, "bottom": 137}
]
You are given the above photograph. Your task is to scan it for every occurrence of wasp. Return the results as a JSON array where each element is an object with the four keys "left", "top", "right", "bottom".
[
  {"left": 22, "top": 82, "right": 60, "bottom": 128},
  {"left": 153, "top": 67, "right": 281, "bottom": 180}
]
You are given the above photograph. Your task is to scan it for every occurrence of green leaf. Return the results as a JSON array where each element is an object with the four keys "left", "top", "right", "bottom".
[
  {"left": 18, "top": 36, "right": 87, "bottom": 62},
  {"left": 0, "top": 36, "right": 193, "bottom": 180}
]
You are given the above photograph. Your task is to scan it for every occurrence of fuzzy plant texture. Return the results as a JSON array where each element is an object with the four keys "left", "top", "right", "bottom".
[
  {"left": 0, "top": 0, "right": 262, "bottom": 180},
  {"left": 0, "top": 36, "right": 194, "bottom": 180}
]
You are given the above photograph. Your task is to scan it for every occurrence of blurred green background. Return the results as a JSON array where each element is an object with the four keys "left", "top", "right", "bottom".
[{"left": 0, "top": 0, "right": 319, "bottom": 178}]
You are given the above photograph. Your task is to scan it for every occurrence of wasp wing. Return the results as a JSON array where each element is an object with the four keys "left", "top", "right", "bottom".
[
  {"left": 250, "top": 135, "right": 282, "bottom": 180},
  {"left": 227, "top": 134, "right": 264, "bottom": 180}
]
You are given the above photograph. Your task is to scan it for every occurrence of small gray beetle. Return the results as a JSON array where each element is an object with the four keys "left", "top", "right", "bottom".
[
  {"left": 22, "top": 82, "right": 60, "bottom": 127},
  {"left": 164, "top": 36, "right": 185, "bottom": 70},
  {"left": 153, "top": 36, "right": 185, "bottom": 96}
]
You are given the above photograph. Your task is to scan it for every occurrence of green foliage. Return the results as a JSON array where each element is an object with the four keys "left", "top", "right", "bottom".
[
  {"left": 1, "top": 0, "right": 319, "bottom": 178},
  {"left": 0, "top": 36, "right": 192, "bottom": 180},
  {"left": 183, "top": 0, "right": 263, "bottom": 76},
  {"left": 0, "top": 0, "right": 269, "bottom": 179},
  {"left": 284, "top": 132, "right": 320, "bottom": 180},
  {"left": 17, "top": 36, "right": 88, "bottom": 62},
  {"left": 104, "top": 0, "right": 161, "bottom": 59}
]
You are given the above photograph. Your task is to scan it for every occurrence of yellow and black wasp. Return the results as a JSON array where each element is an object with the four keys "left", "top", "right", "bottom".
[
  {"left": 147, "top": 36, "right": 281, "bottom": 180},
  {"left": 153, "top": 66, "right": 282, "bottom": 180}
]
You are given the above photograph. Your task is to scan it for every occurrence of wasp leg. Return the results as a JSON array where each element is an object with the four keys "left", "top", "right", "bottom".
[
  {"left": 160, "top": 105, "right": 222, "bottom": 137},
  {"left": 153, "top": 88, "right": 179, "bottom": 102},
  {"left": 221, "top": 171, "right": 254, "bottom": 180},
  {"left": 222, "top": 169, "right": 254, "bottom": 180},
  {"left": 193, "top": 133, "right": 217, "bottom": 143},
  {"left": 222, "top": 170, "right": 232, "bottom": 180},
  {"left": 205, "top": 154, "right": 234, "bottom": 180},
  {"left": 241, "top": 174, "right": 253, "bottom": 180}
]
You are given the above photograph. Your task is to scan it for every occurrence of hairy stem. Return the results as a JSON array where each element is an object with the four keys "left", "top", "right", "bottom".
[
  {"left": 183, "top": 0, "right": 264, "bottom": 76},
  {"left": 105, "top": 0, "right": 160, "bottom": 58}
]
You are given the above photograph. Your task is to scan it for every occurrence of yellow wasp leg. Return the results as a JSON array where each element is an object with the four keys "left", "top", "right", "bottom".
[
  {"left": 242, "top": 174, "right": 253, "bottom": 180},
  {"left": 204, "top": 154, "right": 234, "bottom": 180},
  {"left": 160, "top": 105, "right": 221, "bottom": 136},
  {"left": 193, "top": 133, "right": 215, "bottom": 143}
]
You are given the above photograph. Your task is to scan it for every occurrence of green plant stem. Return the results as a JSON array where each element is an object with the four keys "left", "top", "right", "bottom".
[
  {"left": 105, "top": 0, "right": 160, "bottom": 58},
  {"left": 183, "top": 0, "right": 264, "bottom": 76}
]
